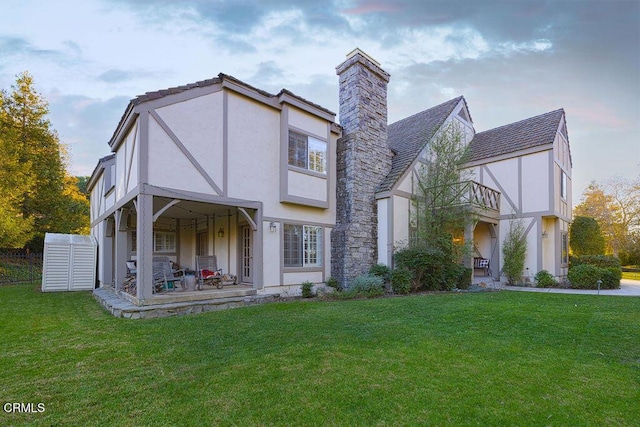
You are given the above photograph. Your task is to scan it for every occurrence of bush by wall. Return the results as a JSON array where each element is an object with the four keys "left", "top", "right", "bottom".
[
  {"left": 534, "top": 270, "right": 557, "bottom": 288},
  {"left": 569, "top": 255, "right": 621, "bottom": 289},
  {"left": 369, "top": 264, "right": 391, "bottom": 282},
  {"left": 345, "top": 274, "right": 385, "bottom": 297},
  {"left": 301, "top": 281, "right": 315, "bottom": 298},
  {"left": 394, "top": 245, "right": 461, "bottom": 291},
  {"left": 390, "top": 268, "right": 412, "bottom": 294},
  {"left": 572, "top": 255, "right": 621, "bottom": 270},
  {"left": 568, "top": 264, "right": 620, "bottom": 289}
]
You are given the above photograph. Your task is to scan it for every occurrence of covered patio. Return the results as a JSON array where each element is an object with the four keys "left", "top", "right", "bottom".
[{"left": 97, "top": 184, "right": 262, "bottom": 306}]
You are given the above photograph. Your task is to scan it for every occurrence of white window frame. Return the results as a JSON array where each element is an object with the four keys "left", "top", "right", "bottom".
[
  {"left": 154, "top": 231, "right": 176, "bottom": 253},
  {"left": 560, "top": 171, "right": 567, "bottom": 200},
  {"left": 288, "top": 130, "right": 327, "bottom": 174},
  {"left": 283, "top": 224, "right": 323, "bottom": 268},
  {"left": 561, "top": 232, "right": 569, "bottom": 266}
]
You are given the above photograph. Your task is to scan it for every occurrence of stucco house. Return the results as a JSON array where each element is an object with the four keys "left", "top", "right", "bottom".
[{"left": 89, "top": 49, "right": 571, "bottom": 308}]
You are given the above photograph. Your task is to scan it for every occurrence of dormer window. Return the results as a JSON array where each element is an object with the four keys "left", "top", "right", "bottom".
[{"left": 288, "top": 130, "right": 326, "bottom": 174}]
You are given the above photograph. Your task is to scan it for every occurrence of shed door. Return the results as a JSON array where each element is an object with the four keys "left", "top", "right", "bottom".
[{"left": 241, "top": 225, "right": 252, "bottom": 283}]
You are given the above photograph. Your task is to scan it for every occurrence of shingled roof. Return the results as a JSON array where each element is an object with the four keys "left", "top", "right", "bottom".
[
  {"left": 466, "top": 109, "right": 564, "bottom": 163},
  {"left": 377, "top": 96, "right": 464, "bottom": 193},
  {"left": 108, "top": 73, "right": 336, "bottom": 147}
]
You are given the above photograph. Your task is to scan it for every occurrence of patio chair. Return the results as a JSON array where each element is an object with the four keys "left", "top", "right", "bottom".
[
  {"left": 152, "top": 258, "right": 185, "bottom": 292},
  {"left": 126, "top": 261, "right": 137, "bottom": 277},
  {"left": 473, "top": 257, "right": 491, "bottom": 276}
]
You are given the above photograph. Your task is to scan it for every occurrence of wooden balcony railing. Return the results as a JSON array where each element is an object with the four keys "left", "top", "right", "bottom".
[
  {"left": 463, "top": 180, "right": 500, "bottom": 211},
  {"left": 413, "top": 180, "right": 500, "bottom": 212}
]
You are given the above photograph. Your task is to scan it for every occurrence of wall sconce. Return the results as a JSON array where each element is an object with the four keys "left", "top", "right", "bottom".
[
  {"left": 269, "top": 221, "right": 277, "bottom": 233},
  {"left": 217, "top": 227, "right": 224, "bottom": 238},
  {"left": 542, "top": 231, "right": 548, "bottom": 238}
]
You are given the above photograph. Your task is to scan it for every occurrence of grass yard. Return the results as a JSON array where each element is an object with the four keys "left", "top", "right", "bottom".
[
  {"left": 1, "top": 284, "right": 639, "bottom": 426},
  {"left": 622, "top": 271, "right": 640, "bottom": 281}
]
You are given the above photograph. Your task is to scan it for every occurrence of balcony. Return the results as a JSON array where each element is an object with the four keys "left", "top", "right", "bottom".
[{"left": 414, "top": 180, "right": 501, "bottom": 222}]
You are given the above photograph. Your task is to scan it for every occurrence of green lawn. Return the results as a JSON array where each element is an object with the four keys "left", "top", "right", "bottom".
[
  {"left": 622, "top": 271, "right": 640, "bottom": 281},
  {"left": 1, "top": 284, "right": 639, "bottom": 426}
]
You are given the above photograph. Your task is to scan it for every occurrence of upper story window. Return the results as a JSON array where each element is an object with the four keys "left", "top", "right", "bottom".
[
  {"left": 104, "top": 164, "right": 115, "bottom": 195},
  {"left": 560, "top": 171, "right": 567, "bottom": 200},
  {"left": 288, "top": 130, "right": 326, "bottom": 174}
]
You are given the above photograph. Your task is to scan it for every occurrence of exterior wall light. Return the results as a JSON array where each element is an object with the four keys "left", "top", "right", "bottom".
[
  {"left": 542, "top": 231, "right": 548, "bottom": 238},
  {"left": 270, "top": 222, "right": 277, "bottom": 232},
  {"left": 217, "top": 228, "right": 224, "bottom": 238}
]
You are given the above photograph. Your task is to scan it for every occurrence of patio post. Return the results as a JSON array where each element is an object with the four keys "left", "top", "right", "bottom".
[
  {"left": 136, "top": 194, "right": 154, "bottom": 302},
  {"left": 114, "top": 209, "right": 128, "bottom": 292}
]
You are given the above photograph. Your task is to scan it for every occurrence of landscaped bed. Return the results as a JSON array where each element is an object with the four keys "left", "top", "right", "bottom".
[{"left": 1, "top": 282, "right": 638, "bottom": 425}]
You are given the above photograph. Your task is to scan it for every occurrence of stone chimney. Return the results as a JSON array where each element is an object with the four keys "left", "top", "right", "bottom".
[{"left": 331, "top": 48, "right": 393, "bottom": 287}]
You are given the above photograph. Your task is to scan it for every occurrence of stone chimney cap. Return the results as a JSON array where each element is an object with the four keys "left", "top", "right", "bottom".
[{"left": 345, "top": 48, "right": 380, "bottom": 66}]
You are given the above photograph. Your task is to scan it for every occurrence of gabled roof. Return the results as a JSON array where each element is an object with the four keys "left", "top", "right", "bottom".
[
  {"left": 466, "top": 109, "right": 565, "bottom": 163},
  {"left": 108, "top": 73, "right": 336, "bottom": 148},
  {"left": 87, "top": 154, "right": 115, "bottom": 192},
  {"left": 377, "top": 96, "right": 464, "bottom": 193}
]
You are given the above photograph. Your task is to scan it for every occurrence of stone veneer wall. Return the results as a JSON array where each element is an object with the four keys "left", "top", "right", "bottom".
[{"left": 331, "top": 51, "right": 392, "bottom": 287}]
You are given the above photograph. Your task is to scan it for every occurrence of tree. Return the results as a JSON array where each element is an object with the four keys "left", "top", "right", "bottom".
[
  {"left": 502, "top": 218, "right": 527, "bottom": 285},
  {"left": 0, "top": 72, "right": 89, "bottom": 249},
  {"left": 574, "top": 178, "right": 640, "bottom": 259},
  {"left": 412, "top": 121, "right": 473, "bottom": 253},
  {"left": 569, "top": 216, "right": 605, "bottom": 256}
]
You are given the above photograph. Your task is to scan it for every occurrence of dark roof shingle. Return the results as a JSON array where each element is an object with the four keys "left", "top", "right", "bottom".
[
  {"left": 377, "top": 96, "right": 463, "bottom": 192},
  {"left": 466, "top": 109, "right": 564, "bottom": 163}
]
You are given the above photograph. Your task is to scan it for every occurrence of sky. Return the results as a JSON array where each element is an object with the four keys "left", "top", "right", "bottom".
[{"left": 1, "top": 0, "right": 638, "bottom": 200}]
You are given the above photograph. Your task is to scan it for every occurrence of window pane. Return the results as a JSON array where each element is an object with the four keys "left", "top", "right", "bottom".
[
  {"left": 284, "top": 224, "right": 302, "bottom": 267},
  {"left": 288, "top": 131, "right": 307, "bottom": 169},
  {"left": 561, "top": 233, "right": 569, "bottom": 264},
  {"left": 304, "top": 226, "right": 322, "bottom": 267},
  {"left": 154, "top": 231, "right": 176, "bottom": 253},
  {"left": 308, "top": 137, "right": 326, "bottom": 173}
]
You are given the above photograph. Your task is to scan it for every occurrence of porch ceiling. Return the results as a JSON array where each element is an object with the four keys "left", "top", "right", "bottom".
[{"left": 152, "top": 197, "right": 238, "bottom": 220}]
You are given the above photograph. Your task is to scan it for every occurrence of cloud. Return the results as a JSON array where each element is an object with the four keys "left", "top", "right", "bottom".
[
  {"left": 96, "top": 68, "right": 157, "bottom": 84},
  {"left": 47, "top": 93, "right": 130, "bottom": 175},
  {"left": 0, "top": 36, "right": 61, "bottom": 63}
]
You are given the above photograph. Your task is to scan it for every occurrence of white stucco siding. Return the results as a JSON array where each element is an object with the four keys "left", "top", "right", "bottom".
[
  {"left": 473, "top": 223, "right": 493, "bottom": 260},
  {"left": 212, "top": 210, "right": 237, "bottom": 276},
  {"left": 288, "top": 170, "right": 327, "bottom": 201},
  {"left": 521, "top": 152, "right": 549, "bottom": 213},
  {"left": 485, "top": 159, "right": 519, "bottom": 215},
  {"left": 90, "top": 174, "right": 104, "bottom": 221},
  {"left": 523, "top": 220, "right": 539, "bottom": 279},
  {"left": 377, "top": 198, "right": 389, "bottom": 265},
  {"left": 541, "top": 217, "right": 556, "bottom": 273},
  {"left": 115, "top": 123, "right": 138, "bottom": 202},
  {"left": 178, "top": 226, "right": 195, "bottom": 272},
  {"left": 393, "top": 195, "right": 410, "bottom": 247},
  {"left": 288, "top": 107, "right": 327, "bottom": 138},
  {"left": 227, "top": 93, "right": 280, "bottom": 204},
  {"left": 115, "top": 143, "right": 126, "bottom": 201},
  {"left": 283, "top": 271, "right": 323, "bottom": 285},
  {"left": 104, "top": 191, "right": 115, "bottom": 214},
  {"left": 262, "top": 220, "right": 281, "bottom": 287},
  {"left": 397, "top": 170, "right": 413, "bottom": 193},
  {"left": 147, "top": 114, "right": 213, "bottom": 194},
  {"left": 324, "top": 226, "right": 332, "bottom": 280},
  {"left": 126, "top": 124, "right": 139, "bottom": 194},
  {"left": 154, "top": 92, "right": 224, "bottom": 192}
]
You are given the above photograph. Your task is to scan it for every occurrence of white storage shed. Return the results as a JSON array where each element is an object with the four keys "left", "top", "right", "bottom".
[{"left": 42, "top": 233, "right": 97, "bottom": 292}]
